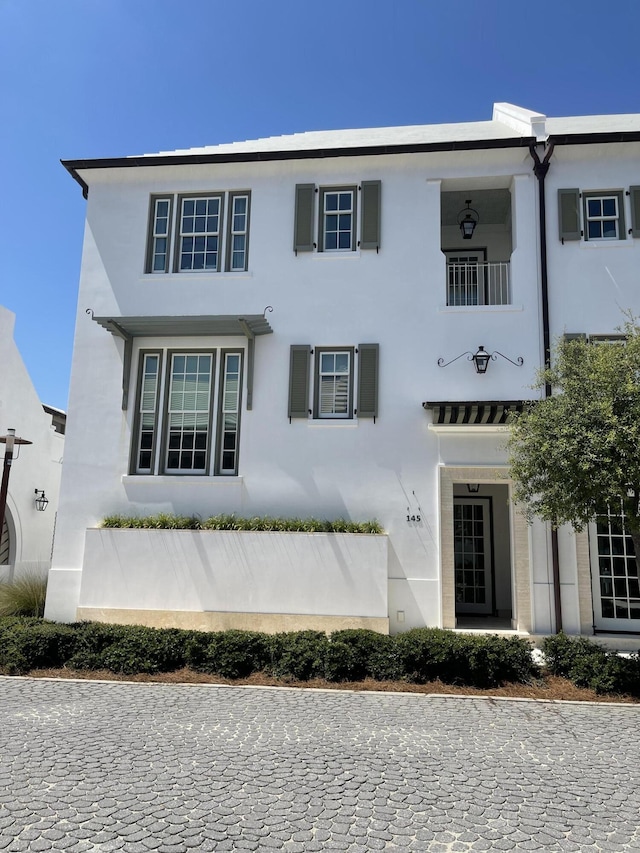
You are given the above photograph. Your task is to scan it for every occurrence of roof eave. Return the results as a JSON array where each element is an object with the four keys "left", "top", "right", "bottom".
[{"left": 61, "top": 135, "right": 536, "bottom": 196}]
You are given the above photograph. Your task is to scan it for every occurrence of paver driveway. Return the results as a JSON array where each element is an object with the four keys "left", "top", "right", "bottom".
[{"left": 0, "top": 677, "right": 639, "bottom": 852}]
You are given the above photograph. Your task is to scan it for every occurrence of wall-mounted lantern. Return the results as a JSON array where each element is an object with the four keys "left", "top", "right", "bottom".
[
  {"left": 467, "top": 484, "right": 480, "bottom": 494},
  {"left": 34, "top": 489, "right": 49, "bottom": 512},
  {"left": 438, "top": 346, "right": 524, "bottom": 374}
]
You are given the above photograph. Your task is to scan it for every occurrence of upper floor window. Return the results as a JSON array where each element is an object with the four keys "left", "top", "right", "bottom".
[
  {"left": 131, "top": 348, "right": 243, "bottom": 475},
  {"left": 320, "top": 189, "right": 356, "bottom": 252},
  {"left": 178, "top": 195, "right": 222, "bottom": 271},
  {"left": 293, "top": 181, "right": 381, "bottom": 254},
  {"left": 584, "top": 194, "right": 621, "bottom": 241},
  {"left": 145, "top": 191, "right": 251, "bottom": 274},
  {"left": 557, "top": 188, "right": 637, "bottom": 243},
  {"left": 228, "top": 193, "right": 249, "bottom": 271}
]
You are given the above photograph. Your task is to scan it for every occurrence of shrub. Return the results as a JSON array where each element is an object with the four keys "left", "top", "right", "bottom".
[
  {"left": 327, "top": 629, "right": 401, "bottom": 681},
  {"left": 68, "top": 623, "right": 188, "bottom": 674},
  {"left": 270, "top": 631, "right": 329, "bottom": 680},
  {"left": 0, "top": 572, "right": 48, "bottom": 618},
  {"left": 396, "top": 629, "right": 537, "bottom": 688},
  {"left": 0, "top": 619, "right": 77, "bottom": 674},
  {"left": 542, "top": 633, "right": 640, "bottom": 696},
  {"left": 187, "top": 630, "right": 272, "bottom": 678}
]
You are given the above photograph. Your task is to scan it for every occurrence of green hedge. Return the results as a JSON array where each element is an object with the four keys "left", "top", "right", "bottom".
[
  {"left": 0, "top": 619, "right": 539, "bottom": 688},
  {"left": 101, "top": 513, "right": 383, "bottom": 534},
  {"left": 542, "top": 633, "right": 640, "bottom": 696}
]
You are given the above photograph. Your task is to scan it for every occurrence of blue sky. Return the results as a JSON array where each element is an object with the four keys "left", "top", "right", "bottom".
[{"left": 1, "top": 0, "right": 639, "bottom": 411}]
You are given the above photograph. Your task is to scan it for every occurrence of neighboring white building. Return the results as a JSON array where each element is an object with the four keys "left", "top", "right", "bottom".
[
  {"left": 44, "top": 103, "right": 640, "bottom": 639},
  {"left": 0, "top": 305, "right": 65, "bottom": 580}
]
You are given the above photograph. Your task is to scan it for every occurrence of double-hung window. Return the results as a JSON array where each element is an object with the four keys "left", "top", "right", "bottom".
[
  {"left": 132, "top": 348, "right": 243, "bottom": 475},
  {"left": 316, "top": 349, "right": 353, "bottom": 418},
  {"left": 293, "top": 181, "right": 381, "bottom": 253},
  {"left": 320, "top": 189, "right": 356, "bottom": 252},
  {"left": 145, "top": 191, "right": 251, "bottom": 273},
  {"left": 288, "top": 344, "right": 379, "bottom": 421},
  {"left": 177, "top": 195, "right": 222, "bottom": 271},
  {"left": 558, "top": 188, "right": 631, "bottom": 242}
]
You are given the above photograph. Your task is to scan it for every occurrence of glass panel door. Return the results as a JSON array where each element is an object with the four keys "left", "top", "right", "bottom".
[
  {"left": 454, "top": 498, "right": 493, "bottom": 615},
  {"left": 445, "top": 252, "right": 486, "bottom": 306},
  {"left": 590, "top": 508, "right": 640, "bottom": 631}
]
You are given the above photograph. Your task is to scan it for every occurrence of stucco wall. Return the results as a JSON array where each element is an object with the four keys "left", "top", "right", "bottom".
[
  {"left": 77, "top": 528, "right": 388, "bottom": 632},
  {"left": 0, "top": 305, "right": 64, "bottom": 580}
]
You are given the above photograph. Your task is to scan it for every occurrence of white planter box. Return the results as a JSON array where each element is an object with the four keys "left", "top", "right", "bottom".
[{"left": 77, "top": 527, "right": 389, "bottom": 633}]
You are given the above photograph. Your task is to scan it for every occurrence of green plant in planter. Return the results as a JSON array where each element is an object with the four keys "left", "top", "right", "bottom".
[{"left": 102, "top": 513, "right": 383, "bottom": 534}]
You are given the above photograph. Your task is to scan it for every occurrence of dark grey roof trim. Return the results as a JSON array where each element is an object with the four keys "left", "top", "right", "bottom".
[
  {"left": 91, "top": 314, "right": 273, "bottom": 338},
  {"left": 423, "top": 400, "right": 529, "bottom": 425},
  {"left": 61, "top": 136, "right": 535, "bottom": 196},
  {"left": 549, "top": 131, "right": 640, "bottom": 146}
]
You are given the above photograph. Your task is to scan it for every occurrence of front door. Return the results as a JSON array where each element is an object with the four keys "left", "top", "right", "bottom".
[{"left": 454, "top": 498, "right": 493, "bottom": 614}]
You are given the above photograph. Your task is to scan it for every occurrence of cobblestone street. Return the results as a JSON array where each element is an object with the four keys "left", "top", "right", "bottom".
[{"left": 0, "top": 677, "right": 639, "bottom": 851}]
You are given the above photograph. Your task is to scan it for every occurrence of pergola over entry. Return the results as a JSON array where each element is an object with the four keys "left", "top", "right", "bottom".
[
  {"left": 423, "top": 400, "right": 527, "bottom": 426},
  {"left": 89, "top": 312, "right": 274, "bottom": 411}
]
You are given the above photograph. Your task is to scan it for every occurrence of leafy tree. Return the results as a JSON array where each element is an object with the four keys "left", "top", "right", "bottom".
[{"left": 507, "top": 320, "right": 640, "bottom": 567}]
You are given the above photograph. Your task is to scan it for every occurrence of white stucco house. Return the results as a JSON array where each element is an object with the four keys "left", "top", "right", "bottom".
[
  {"left": 0, "top": 305, "right": 65, "bottom": 580},
  {"left": 44, "top": 102, "right": 640, "bottom": 639}
]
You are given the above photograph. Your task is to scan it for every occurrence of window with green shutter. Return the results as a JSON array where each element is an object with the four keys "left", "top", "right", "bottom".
[
  {"left": 293, "top": 185, "right": 316, "bottom": 252},
  {"left": 558, "top": 188, "right": 581, "bottom": 242},
  {"left": 288, "top": 345, "right": 311, "bottom": 418},
  {"left": 293, "top": 181, "right": 381, "bottom": 254},
  {"left": 360, "top": 181, "right": 381, "bottom": 250},
  {"left": 629, "top": 186, "right": 640, "bottom": 238},
  {"left": 288, "top": 344, "right": 379, "bottom": 422},
  {"left": 357, "top": 344, "right": 379, "bottom": 419}
]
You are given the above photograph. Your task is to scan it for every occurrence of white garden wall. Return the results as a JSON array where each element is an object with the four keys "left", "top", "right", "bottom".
[{"left": 76, "top": 528, "right": 389, "bottom": 633}]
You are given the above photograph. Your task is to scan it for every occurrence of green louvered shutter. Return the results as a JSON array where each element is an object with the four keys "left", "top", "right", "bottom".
[
  {"left": 357, "top": 344, "right": 379, "bottom": 419},
  {"left": 558, "top": 189, "right": 581, "bottom": 241},
  {"left": 294, "top": 184, "right": 315, "bottom": 252},
  {"left": 360, "top": 181, "right": 381, "bottom": 250},
  {"left": 288, "top": 345, "right": 311, "bottom": 418},
  {"left": 629, "top": 187, "right": 640, "bottom": 238}
]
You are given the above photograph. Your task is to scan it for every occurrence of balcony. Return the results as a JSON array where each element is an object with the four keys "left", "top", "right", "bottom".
[{"left": 446, "top": 261, "right": 511, "bottom": 307}]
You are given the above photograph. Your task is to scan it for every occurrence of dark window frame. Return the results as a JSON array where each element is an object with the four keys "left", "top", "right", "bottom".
[
  {"left": 318, "top": 186, "right": 357, "bottom": 252},
  {"left": 313, "top": 346, "right": 355, "bottom": 419}
]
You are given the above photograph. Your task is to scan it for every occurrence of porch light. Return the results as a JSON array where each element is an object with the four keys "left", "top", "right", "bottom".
[
  {"left": 34, "top": 489, "right": 49, "bottom": 512},
  {"left": 472, "top": 346, "right": 491, "bottom": 374},
  {"left": 467, "top": 484, "right": 480, "bottom": 493},
  {"left": 457, "top": 199, "right": 479, "bottom": 240},
  {"left": 438, "top": 346, "right": 524, "bottom": 373}
]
